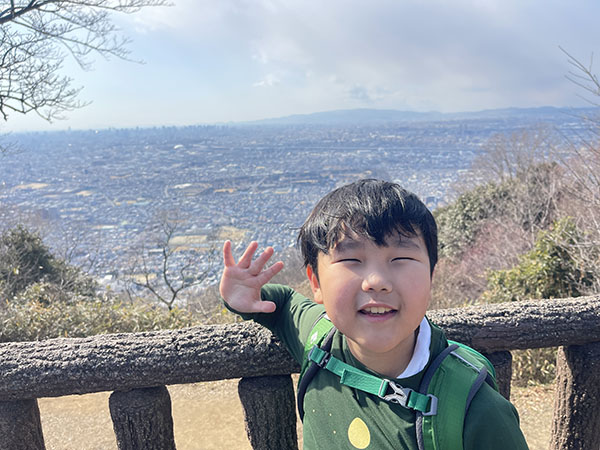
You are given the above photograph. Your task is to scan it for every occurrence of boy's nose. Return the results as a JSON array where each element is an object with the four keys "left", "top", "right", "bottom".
[{"left": 361, "top": 270, "right": 392, "bottom": 292}]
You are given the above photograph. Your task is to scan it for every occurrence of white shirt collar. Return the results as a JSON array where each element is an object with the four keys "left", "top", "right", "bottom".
[{"left": 397, "top": 317, "right": 431, "bottom": 379}]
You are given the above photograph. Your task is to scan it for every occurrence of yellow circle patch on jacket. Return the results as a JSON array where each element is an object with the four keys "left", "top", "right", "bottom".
[{"left": 348, "top": 417, "right": 371, "bottom": 448}]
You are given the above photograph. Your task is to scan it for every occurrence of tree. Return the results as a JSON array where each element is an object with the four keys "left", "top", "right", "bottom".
[
  {"left": 0, "top": 225, "right": 96, "bottom": 300},
  {"left": 0, "top": 224, "right": 200, "bottom": 342},
  {"left": 548, "top": 48, "right": 600, "bottom": 290},
  {"left": 0, "top": 0, "right": 169, "bottom": 122},
  {"left": 124, "top": 217, "right": 218, "bottom": 311},
  {"left": 0, "top": 225, "right": 56, "bottom": 297},
  {"left": 471, "top": 128, "right": 555, "bottom": 183},
  {"left": 561, "top": 47, "right": 600, "bottom": 105},
  {"left": 478, "top": 216, "right": 597, "bottom": 385},
  {"left": 554, "top": 49, "right": 600, "bottom": 232},
  {"left": 471, "top": 128, "right": 564, "bottom": 240}
]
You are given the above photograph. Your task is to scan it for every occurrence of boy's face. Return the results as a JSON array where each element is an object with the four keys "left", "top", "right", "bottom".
[{"left": 307, "top": 231, "right": 431, "bottom": 376}]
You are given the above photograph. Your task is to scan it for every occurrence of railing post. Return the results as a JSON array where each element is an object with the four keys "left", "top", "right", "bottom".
[
  {"left": 485, "top": 351, "right": 513, "bottom": 400},
  {"left": 109, "top": 386, "right": 176, "bottom": 450},
  {"left": 0, "top": 399, "right": 45, "bottom": 450},
  {"left": 238, "top": 375, "right": 299, "bottom": 450},
  {"left": 550, "top": 342, "right": 600, "bottom": 450}
]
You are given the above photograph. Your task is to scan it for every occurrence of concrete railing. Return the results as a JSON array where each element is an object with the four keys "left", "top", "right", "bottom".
[{"left": 1, "top": 295, "right": 600, "bottom": 450}]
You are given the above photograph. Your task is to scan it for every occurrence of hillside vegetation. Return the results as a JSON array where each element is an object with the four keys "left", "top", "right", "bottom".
[
  {"left": 431, "top": 126, "right": 600, "bottom": 384},
  {"left": 0, "top": 226, "right": 201, "bottom": 342}
]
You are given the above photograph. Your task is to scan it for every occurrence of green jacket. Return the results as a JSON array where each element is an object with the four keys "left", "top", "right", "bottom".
[{"left": 234, "top": 284, "right": 529, "bottom": 450}]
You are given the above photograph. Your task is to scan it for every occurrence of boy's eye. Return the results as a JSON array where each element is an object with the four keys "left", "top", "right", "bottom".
[
  {"left": 392, "top": 257, "right": 414, "bottom": 262},
  {"left": 339, "top": 258, "right": 361, "bottom": 263}
]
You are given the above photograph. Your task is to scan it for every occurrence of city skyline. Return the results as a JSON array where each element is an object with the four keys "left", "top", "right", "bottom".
[{"left": 2, "top": 0, "right": 600, "bottom": 132}]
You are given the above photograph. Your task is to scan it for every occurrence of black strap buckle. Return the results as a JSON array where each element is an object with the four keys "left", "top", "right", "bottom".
[{"left": 308, "top": 346, "right": 331, "bottom": 368}]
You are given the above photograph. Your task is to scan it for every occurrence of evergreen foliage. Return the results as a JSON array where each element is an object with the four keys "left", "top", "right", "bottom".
[
  {"left": 435, "top": 163, "right": 563, "bottom": 259},
  {"left": 481, "top": 217, "right": 594, "bottom": 303},
  {"left": 435, "top": 182, "right": 510, "bottom": 258},
  {"left": 0, "top": 225, "right": 96, "bottom": 299}
]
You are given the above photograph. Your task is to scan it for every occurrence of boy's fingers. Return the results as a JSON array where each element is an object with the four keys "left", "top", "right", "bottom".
[
  {"left": 249, "top": 246, "right": 274, "bottom": 274},
  {"left": 222, "top": 240, "right": 235, "bottom": 267},
  {"left": 257, "top": 261, "right": 284, "bottom": 282},
  {"left": 238, "top": 241, "right": 258, "bottom": 268}
]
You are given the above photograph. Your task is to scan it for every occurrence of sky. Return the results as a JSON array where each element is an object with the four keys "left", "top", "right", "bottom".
[{"left": 4, "top": 0, "right": 600, "bottom": 132}]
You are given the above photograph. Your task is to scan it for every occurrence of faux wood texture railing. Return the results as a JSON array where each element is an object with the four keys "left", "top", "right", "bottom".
[{"left": 1, "top": 295, "right": 599, "bottom": 449}]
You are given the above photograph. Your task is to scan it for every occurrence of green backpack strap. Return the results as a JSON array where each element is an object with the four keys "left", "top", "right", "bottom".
[
  {"left": 449, "top": 340, "right": 498, "bottom": 389},
  {"left": 416, "top": 342, "right": 498, "bottom": 450},
  {"left": 297, "top": 314, "right": 437, "bottom": 420},
  {"left": 297, "top": 314, "right": 335, "bottom": 420},
  {"left": 299, "top": 313, "right": 335, "bottom": 378}
]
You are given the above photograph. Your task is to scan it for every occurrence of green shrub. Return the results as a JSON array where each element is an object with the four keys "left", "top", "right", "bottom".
[
  {"left": 479, "top": 217, "right": 596, "bottom": 386},
  {"left": 436, "top": 163, "right": 563, "bottom": 259},
  {"left": 435, "top": 182, "right": 510, "bottom": 258},
  {"left": 481, "top": 217, "right": 594, "bottom": 303},
  {"left": 0, "top": 225, "right": 96, "bottom": 300},
  {"left": 0, "top": 290, "right": 198, "bottom": 342}
]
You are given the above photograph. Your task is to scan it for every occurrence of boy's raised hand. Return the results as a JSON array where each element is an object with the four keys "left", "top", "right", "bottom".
[{"left": 219, "top": 240, "right": 284, "bottom": 313}]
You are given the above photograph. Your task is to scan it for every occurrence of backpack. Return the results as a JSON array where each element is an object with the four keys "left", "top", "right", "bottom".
[{"left": 297, "top": 315, "right": 499, "bottom": 450}]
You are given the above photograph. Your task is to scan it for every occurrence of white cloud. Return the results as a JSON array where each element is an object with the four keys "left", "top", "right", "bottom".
[{"left": 253, "top": 73, "right": 281, "bottom": 87}]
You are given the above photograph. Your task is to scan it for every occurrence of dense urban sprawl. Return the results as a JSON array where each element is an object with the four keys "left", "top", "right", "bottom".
[{"left": 0, "top": 109, "right": 590, "bottom": 287}]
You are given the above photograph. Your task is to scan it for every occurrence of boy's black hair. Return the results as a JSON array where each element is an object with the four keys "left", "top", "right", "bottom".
[{"left": 298, "top": 179, "right": 438, "bottom": 278}]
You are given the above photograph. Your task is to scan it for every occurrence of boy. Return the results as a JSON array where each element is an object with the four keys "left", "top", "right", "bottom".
[{"left": 220, "top": 179, "right": 528, "bottom": 449}]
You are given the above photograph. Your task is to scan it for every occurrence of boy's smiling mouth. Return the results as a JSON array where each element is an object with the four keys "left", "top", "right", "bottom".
[{"left": 359, "top": 305, "right": 397, "bottom": 317}]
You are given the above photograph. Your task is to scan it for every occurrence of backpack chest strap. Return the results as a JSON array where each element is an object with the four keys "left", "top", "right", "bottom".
[{"left": 308, "top": 346, "right": 438, "bottom": 415}]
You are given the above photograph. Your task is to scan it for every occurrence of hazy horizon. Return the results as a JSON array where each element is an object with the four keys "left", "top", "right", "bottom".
[{"left": 5, "top": 104, "right": 598, "bottom": 135}]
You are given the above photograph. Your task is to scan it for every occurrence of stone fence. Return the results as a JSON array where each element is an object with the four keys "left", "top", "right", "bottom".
[{"left": 1, "top": 295, "right": 599, "bottom": 450}]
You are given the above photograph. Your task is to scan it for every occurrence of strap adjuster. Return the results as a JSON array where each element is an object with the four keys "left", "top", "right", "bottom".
[
  {"left": 308, "top": 346, "right": 331, "bottom": 368},
  {"left": 421, "top": 394, "right": 438, "bottom": 416}
]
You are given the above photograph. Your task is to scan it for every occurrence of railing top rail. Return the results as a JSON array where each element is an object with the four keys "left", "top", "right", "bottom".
[
  {"left": 428, "top": 294, "right": 600, "bottom": 351},
  {"left": 1, "top": 295, "right": 599, "bottom": 401}
]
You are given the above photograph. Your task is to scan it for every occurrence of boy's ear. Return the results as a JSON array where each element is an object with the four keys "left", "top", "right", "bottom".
[{"left": 306, "top": 265, "right": 323, "bottom": 304}]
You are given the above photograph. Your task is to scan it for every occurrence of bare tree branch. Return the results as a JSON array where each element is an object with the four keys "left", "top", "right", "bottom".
[
  {"left": 560, "top": 46, "right": 600, "bottom": 106},
  {"left": 123, "top": 216, "right": 218, "bottom": 311},
  {"left": 0, "top": 0, "right": 170, "bottom": 123}
]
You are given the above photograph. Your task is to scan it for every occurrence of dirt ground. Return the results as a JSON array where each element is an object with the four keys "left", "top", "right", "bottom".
[{"left": 38, "top": 380, "right": 553, "bottom": 449}]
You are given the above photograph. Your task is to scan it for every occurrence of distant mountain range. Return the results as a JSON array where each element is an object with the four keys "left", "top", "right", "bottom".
[{"left": 242, "top": 106, "right": 599, "bottom": 126}]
